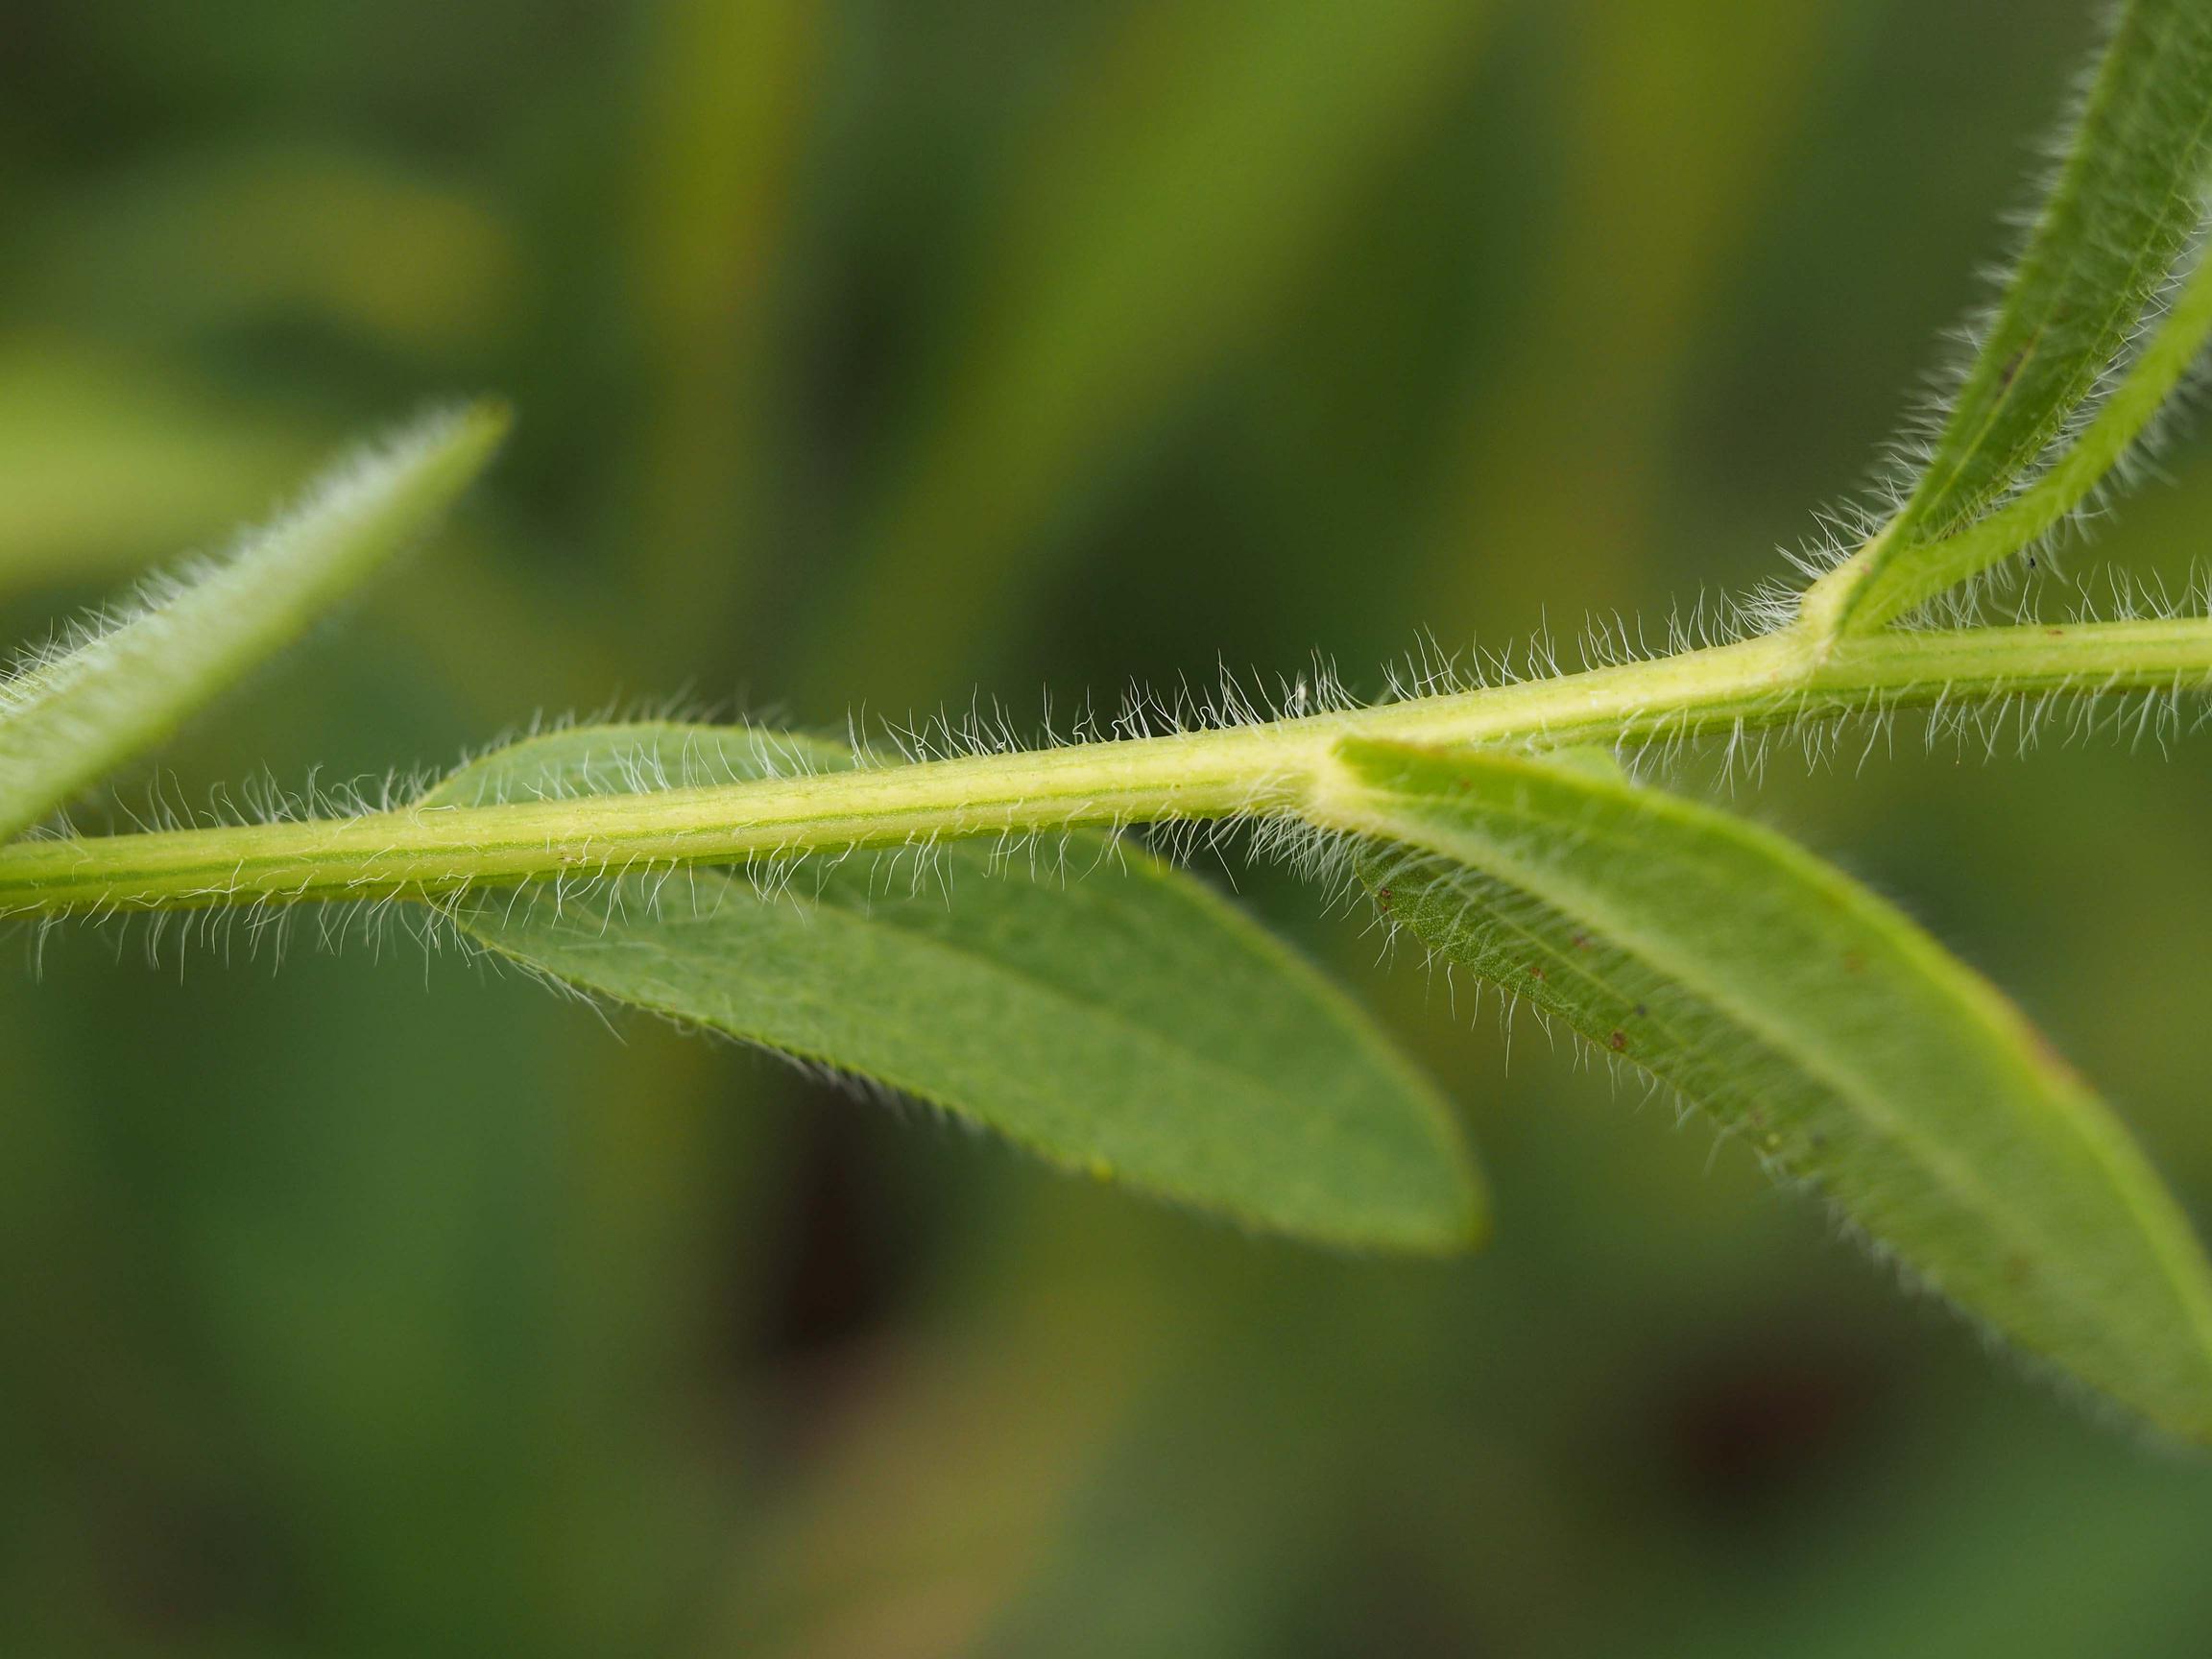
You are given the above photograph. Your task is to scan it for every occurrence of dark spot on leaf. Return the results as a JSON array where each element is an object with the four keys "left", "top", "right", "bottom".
[
  {"left": 1995, "top": 345, "right": 2029, "bottom": 389},
  {"left": 1527, "top": 965, "right": 1546, "bottom": 980},
  {"left": 1608, "top": 1029, "right": 1627, "bottom": 1051},
  {"left": 1572, "top": 932, "right": 1590, "bottom": 950},
  {"left": 1632, "top": 1002, "right": 1647, "bottom": 1018},
  {"left": 1376, "top": 887, "right": 1393, "bottom": 911},
  {"left": 1841, "top": 950, "right": 1865, "bottom": 974}
]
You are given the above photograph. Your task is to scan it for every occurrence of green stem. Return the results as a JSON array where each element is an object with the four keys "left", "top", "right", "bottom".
[{"left": 6, "top": 615, "right": 2209, "bottom": 917}]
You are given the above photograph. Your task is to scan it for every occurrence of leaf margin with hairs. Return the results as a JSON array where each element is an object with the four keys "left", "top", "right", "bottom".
[
  {"left": 1834, "top": 0, "right": 2212, "bottom": 630},
  {"left": 421, "top": 721, "right": 1488, "bottom": 1255},
  {"left": 1325, "top": 733, "right": 2212, "bottom": 1440},
  {"left": 0, "top": 399, "right": 509, "bottom": 842}
]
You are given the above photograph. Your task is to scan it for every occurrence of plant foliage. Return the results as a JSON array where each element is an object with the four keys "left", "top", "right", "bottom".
[
  {"left": 10, "top": 0, "right": 2212, "bottom": 1440},
  {"left": 425, "top": 723, "right": 1482, "bottom": 1251},
  {"left": 1335, "top": 737, "right": 2212, "bottom": 1440}
]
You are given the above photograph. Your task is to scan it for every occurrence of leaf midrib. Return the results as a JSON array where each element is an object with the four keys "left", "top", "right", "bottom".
[{"left": 1372, "top": 781, "right": 2192, "bottom": 1364}]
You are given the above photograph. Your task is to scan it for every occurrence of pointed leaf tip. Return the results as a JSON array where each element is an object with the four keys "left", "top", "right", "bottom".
[
  {"left": 1328, "top": 733, "right": 2212, "bottom": 1440},
  {"left": 426, "top": 723, "right": 1486, "bottom": 1254},
  {"left": 0, "top": 398, "right": 509, "bottom": 841}
]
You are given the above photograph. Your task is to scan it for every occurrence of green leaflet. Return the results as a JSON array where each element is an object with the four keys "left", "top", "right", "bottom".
[
  {"left": 0, "top": 401, "right": 508, "bottom": 843},
  {"left": 1835, "top": 0, "right": 2212, "bottom": 631},
  {"left": 421, "top": 724, "right": 1483, "bottom": 1253},
  {"left": 1324, "top": 735, "right": 2212, "bottom": 1440}
]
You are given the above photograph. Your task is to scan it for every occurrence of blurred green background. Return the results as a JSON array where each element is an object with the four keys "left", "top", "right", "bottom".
[{"left": 8, "top": 0, "right": 2212, "bottom": 1651}]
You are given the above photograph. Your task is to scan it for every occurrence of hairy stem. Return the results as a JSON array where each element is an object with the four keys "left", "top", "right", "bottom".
[{"left": 5, "top": 615, "right": 2209, "bottom": 917}]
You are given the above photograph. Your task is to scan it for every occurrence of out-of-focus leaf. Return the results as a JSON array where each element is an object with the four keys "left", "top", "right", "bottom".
[
  {"left": 1426, "top": 0, "right": 1838, "bottom": 629},
  {"left": 812, "top": 0, "right": 1492, "bottom": 702},
  {"left": 626, "top": 0, "right": 819, "bottom": 655},
  {"left": 706, "top": 1298, "right": 1149, "bottom": 1657},
  {"left": 0, "top": 402, "right": 508, "bottom": 841},
  {"left": 30, "top": 149, "right": 518, "bottom": 356},
  {"left": 1327, "top": 735, "right": 2212, "bottom": 1439},
  {"left": 1837, "top": 0, "right": 2212, "bottom": 629},
  {"left": 423, "top": 723, "right": 1483, "bottom": 1253},
  {"left": 0, "top": 335, "right": 319, "bottom": 594}
]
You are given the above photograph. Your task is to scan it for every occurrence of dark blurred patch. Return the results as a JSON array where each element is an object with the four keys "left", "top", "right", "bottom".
[
  {"left": 746, "top": 1084, "right": 928, "bottom": 1375},
  {"left": 1658, "top": 1326, "right": 1880, "bottom": 1522},
  {"left": 1309, "top": 1537, "right": 1489, "bottom": 1659},
  {"left": 92, "top": 1474, "right": 301, "bottom": 1647}
]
